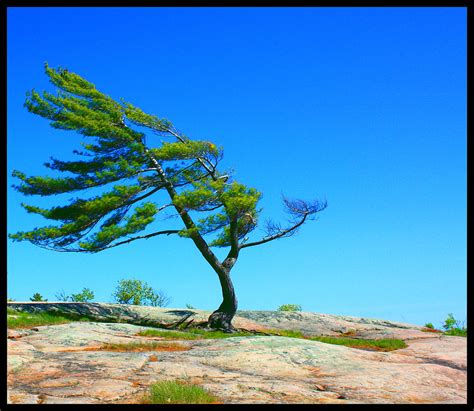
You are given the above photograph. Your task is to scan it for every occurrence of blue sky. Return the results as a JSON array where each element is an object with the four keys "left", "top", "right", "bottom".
[{"left": 7, "top": 7, "right": 466, "bottom": 327}]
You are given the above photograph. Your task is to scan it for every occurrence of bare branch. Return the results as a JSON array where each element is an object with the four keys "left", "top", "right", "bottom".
[{"left": 240, "top": 197, "right": 327, "bottom": 249}]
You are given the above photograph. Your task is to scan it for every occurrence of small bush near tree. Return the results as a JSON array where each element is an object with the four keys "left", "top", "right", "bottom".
[
  {"left": 112, "top": 279, "right": 171, "bottom": 307},
  {"left": 278, "top": 304, "right": 302, "bottom": 312},
  {"left": 441, "top": 313, "right": 467, "bottom": 337},
  {"left": 30, "top": 293, "right": 48, "bottom": 302},
  {"left": 70, "top": 288, "right": 95, "bottom": 302},
  {"left": 424, "top": 322, "right": 434, "bottom": 329}
]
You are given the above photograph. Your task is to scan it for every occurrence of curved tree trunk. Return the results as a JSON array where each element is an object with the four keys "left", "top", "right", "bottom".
[{"left": 207, "top": 267, "right": 237, "bottom": 332}]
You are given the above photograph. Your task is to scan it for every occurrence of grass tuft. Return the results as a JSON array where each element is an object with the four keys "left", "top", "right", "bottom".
[
  {"left": 137, "top": 328, "right": 253, "bottom": 340},
  {"left": 7, "top": 308, "right": 92, "bottom": 329},
  {"left": 142, "top": 380, "right": 220, "bottom": 404},
  {"left": 308, "top": 336, "right": 407, "bottom": 351}
]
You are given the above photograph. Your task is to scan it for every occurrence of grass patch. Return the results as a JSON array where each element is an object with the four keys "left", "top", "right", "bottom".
[
  {"left": 142, "top": 380, "right": 220, "bottom": 404},
  {"left": 137, "top": 328, "right": 254, "bottom": 340},
  {"left": 7, "top": 308, "right": 92, "bottom": 329},
  {"left": 99, "top": 341, "right": 190, "bottom": 352},
  {"left": 308, "top": 336, "right": 407, "bottom": 351},
  {"left": 138, "top": 326, "right": 406, "bottom": 352},
  {"left": 443, "top": 328, "right": 467, "bottom": 337}
]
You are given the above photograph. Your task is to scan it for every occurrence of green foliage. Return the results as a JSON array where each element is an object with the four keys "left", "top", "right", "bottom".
[
  {"left": 9, "top": 64, "right": 266, "bottom": 253},
  {"left": 309, "top": 336, "right": 407, "bottom": 351},
  {"left": 185, "top": 303, "right": 195, "bottom": 309},
  {"left": 143, "top": 380, "right": 219, "bottom": 404},
  {"left": 112, "top": 278, "right": 170, "bottom": 307},
  {"left": 30, "top": 293, "right": 48, "bottom": 302},
  {"left": 277, "top": 304, "right": 302, "bottom": 312},
  {"left": 424, "top": 322, "right": 434, "bottom": 329},
  {"left": 7, "top": 308, "right": 92, "bottom": 329},
  {"left": 442, "top": 313, "right": 457, "bottom": 331},
  {"left": 137, "top": 328, "right": 254, "bottom": 340},
  {"left": 441, "top": 313, "right": 467, "bottom": 337},
  {"left": 70, "top": 288, "right": 95, "bottom": 302},
  {"left": 137, "top": 327, "right": 406, "bottom": 352}
]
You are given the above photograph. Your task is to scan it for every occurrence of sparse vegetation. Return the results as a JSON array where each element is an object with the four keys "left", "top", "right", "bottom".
[
  {"left": 137, "top": 326, "right": 406, "bottom": 351},
  {"left": 112, "top": 279, "right": 171, "bottom": 307},
  {"left": 70, "top": 288, "right": 95, "bottom": 302},
  {"left": 30, "top": 293, "right": 48, "bottom": 302},
  {"left": 424, "top": 322, "right": 434, "bottom": 329},
  {"left": 277, "top": 304, "right": 302, "bottom": 312},
  {"left": 55, "top": 289, "right": 70, "bottom": 301},
  {"left": 308, "top": 336, "right": 407, "bottom": 351},
  {"left": 98, "top": 341, "right": 189, "bottom": 352},
  {"left": 441, "top": 313, "right": 467, "bottom": 337},
  {"left": 137, "top": 328, "right": 254, "bottom": 340},
  {"left": 142, "top": 380, "right": 220, "bottom": 404},
  {"left": 185, "top": 303, "right": 196, "bottom": 309},
  {"left": 7, "top": 308, "right": 92, "bottom": 329}
]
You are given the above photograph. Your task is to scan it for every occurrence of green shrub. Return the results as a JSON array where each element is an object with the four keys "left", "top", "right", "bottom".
[
  {"left": 30, "top": 293, "right": 48, "bottom": 302},
  {"left": 70, "top": 288, "right": 95, "bottom": 302},
  {"left": 277, "top": 304, "right": 302, "bottom": 312},
  {"left": 143, "top": 380, "right": 219, "bottom": 404},
  {"left": 112, "top": 278, "right": 171, "bottom": 307},
  {"left": 441, "top": 313, "right": 467, "bottom": 337},
  {"left": 424, "top": 322, "right": 434, "bottom": 329},
  {"left": 185, "top": 303, "right": 195, "bottom": 309}
]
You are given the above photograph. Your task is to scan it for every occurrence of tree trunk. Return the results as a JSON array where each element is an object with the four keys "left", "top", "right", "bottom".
[{"left": 207, "top": 266, "right": 237, "bottom": 332}]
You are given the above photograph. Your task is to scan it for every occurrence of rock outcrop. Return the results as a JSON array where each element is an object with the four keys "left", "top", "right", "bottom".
[{"left": 7, "top": 303, "right": 466, "bottom": 404}]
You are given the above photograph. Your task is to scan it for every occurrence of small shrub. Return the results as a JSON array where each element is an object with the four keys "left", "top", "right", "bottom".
[
  {"left": 441, "top": 313, "right": 467, "bottom": 337},
  {"left": 142, "top": 380, "right": 219, "bottom": 404},
  {"left": 30, "top": 293, "right": 48, "bottom": 302},
  {"left": 112, "top": 278, "right": 171, "bottom": 307},
  {"left": 442, "top": 313, "right": 457, "bottom": 331},
  {"left": 277, "top": 304, "right": 302, "bottom": 312},
  {"left": 70, "top": 288, "right": 95, "bottom": 302},
  {"left": 148, "top": 290, "right": 171, "bottom": 307},
  {"left": 424, "top": 322, "right": 434, "bottom": 329},
  {"left": 185, "top": 303, "right": 196, "bottom": 309},
  {"left": 55, "top": 289, "right": 70, "bottom": 302}
]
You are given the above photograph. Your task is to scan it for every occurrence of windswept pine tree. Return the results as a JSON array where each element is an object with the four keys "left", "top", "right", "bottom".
[{"left": 10, "top": 64, "right": 327, "bottom": 331}]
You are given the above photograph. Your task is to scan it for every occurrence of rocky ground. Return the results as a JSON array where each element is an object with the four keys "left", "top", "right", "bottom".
[{"left": 7, "top": 303, "right": 467, "bottom": 404}]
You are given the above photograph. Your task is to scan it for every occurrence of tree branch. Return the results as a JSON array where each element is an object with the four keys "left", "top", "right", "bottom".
[{"left": 240, "top": 197, "right": 327, "bottom": 249}]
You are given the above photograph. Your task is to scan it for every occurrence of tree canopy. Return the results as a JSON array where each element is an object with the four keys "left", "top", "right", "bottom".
[{"left": 10, "top": 64, "right": 326, "bottom": 256}]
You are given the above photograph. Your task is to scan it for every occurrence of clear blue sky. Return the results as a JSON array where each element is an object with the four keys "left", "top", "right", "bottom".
[{"left": 7, "top": 7, "right": 466, "bottom": 328}]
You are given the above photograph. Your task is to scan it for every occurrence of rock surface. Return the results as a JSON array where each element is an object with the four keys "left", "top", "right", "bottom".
[{"left": 7, "top": 303, "right": 467, "bottom": 404}]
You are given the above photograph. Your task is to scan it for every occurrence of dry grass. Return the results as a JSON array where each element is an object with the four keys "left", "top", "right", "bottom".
[
  {"left": 58, "top": 341, "right": 190, "bottom": 353},
  {"left": 98, "top": 341, "right": 190, "bottom": 352}
]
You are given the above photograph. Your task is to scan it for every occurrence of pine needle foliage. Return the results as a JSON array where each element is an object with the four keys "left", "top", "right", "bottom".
[{"left": 10, "top": 64, "right": 265, "bottom": 253}]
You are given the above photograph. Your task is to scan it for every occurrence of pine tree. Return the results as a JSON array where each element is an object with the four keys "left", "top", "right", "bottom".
[{"left": 10, "top": 64, "right": 327, "bottom": 331}]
